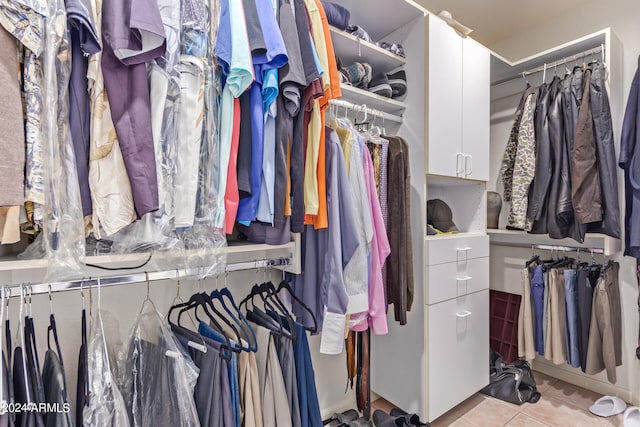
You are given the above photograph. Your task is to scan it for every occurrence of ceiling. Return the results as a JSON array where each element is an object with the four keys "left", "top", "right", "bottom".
[{"left": 416, "top": 0, "right": 592, "bottom": 47}]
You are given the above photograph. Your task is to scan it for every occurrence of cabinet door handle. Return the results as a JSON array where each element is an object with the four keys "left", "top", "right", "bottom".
[
  {"left": 456, "top": 276, "right": 472, "bottom": 281},
  {"left": 456, "top": 311, "right": 472, "bottom": 318},
  {"left": 464, "top": 154, "right": 473, "bottom": 177},
  {"left": 456, "top": 247, "right": 472, "bottom": 252},
  {"left": 456, "top": 153, "right": 464, "bottom": 176}
]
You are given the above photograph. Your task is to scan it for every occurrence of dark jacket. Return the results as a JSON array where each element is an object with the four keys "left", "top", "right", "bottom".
[
  {"left": 385, "top": 136, "right": 413, "bottom": 325},
  {"left": 528, "top": 83, "right": 551, "bottom": 233},
  {"left": 619, "top": 56, "right": 640, "bottom": 257},
  {"left": 546, "top": 76, "right": 577, "bottom": 239},
  {"left": 588, "top": 61, "right": 621, "bottom": 238},
  {"left": 572, "top": 68, "right": 603, "bottom": 226}
]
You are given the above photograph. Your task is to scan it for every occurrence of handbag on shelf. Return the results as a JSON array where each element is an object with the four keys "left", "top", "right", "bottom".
[{"left": 480, "top": 349, "right": 541, "bottom": 405}]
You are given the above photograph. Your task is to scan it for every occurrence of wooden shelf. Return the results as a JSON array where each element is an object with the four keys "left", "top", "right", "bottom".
[
  {"left": 339, "top": 84, "right": 407, "bottom": 117},
  {"left": 330, "top": 26, "right": 406, "bottom": 74},
  {"left": 487, "top": 229, "right": 621, "bottom": 256}
]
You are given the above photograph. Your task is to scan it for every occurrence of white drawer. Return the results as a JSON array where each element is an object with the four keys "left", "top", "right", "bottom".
[
  {"left": 427, "top": 290, "right": 489, "bottom": 422},
  {"left": 426, "top": 257, "right": 489, "bottom": 305},
  {"left": 426, "top": 235, "right": 489, "bottom": 265}
]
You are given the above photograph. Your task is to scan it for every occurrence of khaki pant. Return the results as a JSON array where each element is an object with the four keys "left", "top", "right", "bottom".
[{"left": 545, "top": 268, "right": 567, "bottom": 365}]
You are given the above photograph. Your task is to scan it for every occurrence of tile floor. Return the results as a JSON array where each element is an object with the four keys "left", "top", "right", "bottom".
[{"left": 372, "top": 371, "right": 624, "bottom": 426}]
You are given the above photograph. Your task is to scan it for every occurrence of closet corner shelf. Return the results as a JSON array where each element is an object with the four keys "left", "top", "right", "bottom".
[
  {"left": 0, "top": 241, "right": 297, "bottom": 274},
  {"left": 487, "top": 229, "right": 621, "bottom": 256},
  {"left": 425, "top": 232, "right": 487, "bottom": 242},
  {"left": 330, "top": 26, "right": 406, "bottom": 74},
  {"left": 339, "top": 84, "right": 408, "bottom": 116}
]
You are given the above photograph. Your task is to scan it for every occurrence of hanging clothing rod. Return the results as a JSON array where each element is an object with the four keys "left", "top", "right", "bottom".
[
  {"left": 2, "top": 258, "right": 291, "bottom": 297},
  {"left": 495, "top": 241, "right": 605, "bottom": 255},
  {"left": 492, "top": 44, "right": 605, "bottom": 86},
  {"left": 329, "top": 98, "right": 403, "bottom": 123}
]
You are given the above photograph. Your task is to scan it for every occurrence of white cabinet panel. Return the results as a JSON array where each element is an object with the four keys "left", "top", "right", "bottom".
[
  {"left": 427, "top": 15, "right": 462, "bottom": 178},
  {"left": 462, "top": 37, "right": 490, "bottom": 181},
  {"left": 426, "top": 235, "right": 489, "bottom": 265},
  {"left": 427, "top": 290, "right": 489, "bottom": 421},
  {"left": 426, "top": 257, "right": 489, "bottom": 305}
]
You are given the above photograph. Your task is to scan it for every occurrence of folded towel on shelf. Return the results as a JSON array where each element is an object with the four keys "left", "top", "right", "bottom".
[{"left": 321, "top": 1, "right": 351, "bottom": 30}]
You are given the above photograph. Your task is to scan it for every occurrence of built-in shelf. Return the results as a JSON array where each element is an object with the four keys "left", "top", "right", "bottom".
[
  {"left": 425, "top": 232, "right": 486, "bottom": 241},
  {"left": 335, "top": 0, "right": 426, "bottom": 41},
  {"left": 339, "top": 84, "right": 407, "bottom": 117},
  {"left": 488, "top": 229, "right": 621, "bottom": 256},
  {"left": 330, "top": 26, "right": 406, "bottom": 74},
  {"left": 0, "top": 241, "right": 298, "bottom": 274}
]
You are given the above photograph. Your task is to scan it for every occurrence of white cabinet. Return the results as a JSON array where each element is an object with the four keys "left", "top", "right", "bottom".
[
  {"left": 462, "top": 37, "right": 490, "bottom": 181},
  {"left": 427, "top": 15, "right": 462, "bottom": 178},
  {"left": 427, "top": 15, "right": 490, "bottom": 181},
  {"left": 426, "top": 257, "right": 489, "bottom": 305},
  {"left": 428, "top": 290, "right": 489, "bottom": 420}
]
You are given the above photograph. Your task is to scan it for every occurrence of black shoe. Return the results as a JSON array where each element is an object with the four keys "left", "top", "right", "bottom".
[
  {"left": 386, "top": 70, "right": 407, "bottom": 98},
  {"left": 372, "top": 410, "right": 411, "bottom": 427},
  {"left": 368, "top": 73, "right": 392, "bottom": 98},
  {"left": 389, "top": 408, "right": 425, "bottom": 426}
]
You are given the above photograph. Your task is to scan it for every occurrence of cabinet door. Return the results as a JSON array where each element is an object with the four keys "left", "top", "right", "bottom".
[
  {"left": 427, "top": 15, "right": 463, "bottom": 178},
  {"left": 462, "top": 37, "right": 490, "bottom": 181},
  {"left": 427, "top": 290, "right": 489, "bottom": 421}
]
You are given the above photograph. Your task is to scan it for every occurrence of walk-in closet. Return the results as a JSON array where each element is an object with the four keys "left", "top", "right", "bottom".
[{"left": 0, "top": 0, "right": 639, "bottom": 426}]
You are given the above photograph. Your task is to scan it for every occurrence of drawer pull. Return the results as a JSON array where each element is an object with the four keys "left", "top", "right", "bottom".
[
  {"left": 456, "top": 276, "right": 472, "bottom": 281},
  {"left": 456, "top": 311, "right": 472, "bottom": 318},
  {"left": 457, "top": 247, "right": 472, "bottom": 262}
]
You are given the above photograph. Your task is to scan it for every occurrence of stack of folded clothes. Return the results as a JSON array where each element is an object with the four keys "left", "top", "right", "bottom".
[
  {"left": 377, "top": 41, "right": 406, "bottom": 58},
  {"left": 321, "top": 1, "right": 350, "bottom": 30}
]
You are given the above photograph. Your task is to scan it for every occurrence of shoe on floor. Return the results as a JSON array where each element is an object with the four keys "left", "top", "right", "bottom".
[
  {"left": 390, "top": 408, "right": 425, "bottom": 426},
  {"left": 589, "top": 395, "right": 627, "bottom": 417},
  {"left": 372, "top": 410, "right": 411, "bottom": 427},
  {"left": 624, "top": 407, "right": 640, "bottom": 427},
  {"left": 368, "top": 73, "right": 392, "bottom": 98}
]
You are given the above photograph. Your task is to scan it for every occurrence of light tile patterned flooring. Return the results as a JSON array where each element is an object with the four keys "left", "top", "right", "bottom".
[{"left": 372, "top": 372, "right": 625, "bottom": 426}]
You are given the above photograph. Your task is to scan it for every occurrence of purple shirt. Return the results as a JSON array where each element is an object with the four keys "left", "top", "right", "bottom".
[{"left": 101, "top": 0, "right": 166, "bottom": 217}]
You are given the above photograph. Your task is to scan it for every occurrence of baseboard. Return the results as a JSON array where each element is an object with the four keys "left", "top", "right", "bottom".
[{"left": 532, "top": 358, "right": 635, "bottom": 404}]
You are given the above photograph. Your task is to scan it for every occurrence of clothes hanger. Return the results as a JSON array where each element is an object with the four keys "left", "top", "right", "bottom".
[
  {"left": 0, "top": 287, "right": 6, "bottom": 408},
  {"left": 276, "top": 266, "right": 318, "bottom": 333},
  {"left": 199, "top": 290, "right": 245, "bottom": 351},
  {"left": 211, "top": 273, "right": 257, "bottom": 352},
  {"left": 4, "top": 287, "right": 10, "bottom": 370},
  {"left": 239, "top": 269, "right": 287, "bottom": 337},
  {"left": 260, "top": 266, "right": 298, "bottom": 342},
  {"left": 47, "top": 284, "right": 70, "bottom": 396},
  {"left": 170, "top": 291, "right": 236, "bottom": 355},
  {"left": 17, "top": 285, "right": 31, "bottom": 405},
  {"left": 525, "top": 245, "right": 540, "bottom": 267}
]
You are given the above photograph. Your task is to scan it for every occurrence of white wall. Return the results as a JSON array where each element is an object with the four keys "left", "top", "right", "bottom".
[
  {"left": 5, "top": 270, "right": 353, "bottom": 419},
  {"left": 488, "top": 0, "right": 640, "bottom": 403}
]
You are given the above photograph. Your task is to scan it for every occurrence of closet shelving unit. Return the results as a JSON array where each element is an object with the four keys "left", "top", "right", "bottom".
[
  {"left": 370, "top": 5, "right": 492, "bottom": 424},
  {"left": 488, "top": 27, "right": 623, "bottom": 257},
  {"left": 329, "top": 1, "right": 422, "bottom": 120},
  {"left": 0, "top": 238, "right": 301, "bottom": 284},
  {"left": 488, "top": 27, "right": 629, "bottom": 399},
  {"left": 488, "top": 230, "right": 621, "bottom": 257}
]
